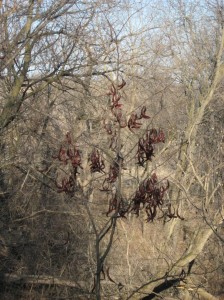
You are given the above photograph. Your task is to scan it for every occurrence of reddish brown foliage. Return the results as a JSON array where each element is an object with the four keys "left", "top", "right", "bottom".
[
  {"left": 137, "top": 128, "right": 165, "bottom": 166},
  {"left": 130, "top": 173, "right": 169, "bottom": 222},
  {"left": 55, "top": 175, "right": 75, "bottom": 195},
  {"left": 128, "top": 106, "right": 150, "bottom": 132},
  {"left": 89, "top": 148, "right": 105, "bottom": 173},
  {"left": 52, "top": 81, "right": 176, "bottom": 223},
  {"left": 53, "top": 132, "right": 82, "bottom": 194}
]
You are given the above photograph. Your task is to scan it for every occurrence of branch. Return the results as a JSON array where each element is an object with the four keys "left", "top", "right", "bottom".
[
  {"left": 0, "top": 273, "right": 87, "bottom": 291},
  {"left": 13, "top": 209, "right": 80, "bottom": 223},
  {"left": 177, "top": 283, "right": 218, "bottom": 300},
  {"left": 140, "top": 278, "right": 180, "bottom": 300},
  {"left": 127, "top": 208, "right": 224, "bottom": 299},
  {"left": 173, "top": 207, "right": 224, "bottom": 269}
]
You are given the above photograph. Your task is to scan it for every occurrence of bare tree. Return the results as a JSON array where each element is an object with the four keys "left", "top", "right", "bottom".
[{"left": 0, "top": 1, "right": 224, "bottom": 300}]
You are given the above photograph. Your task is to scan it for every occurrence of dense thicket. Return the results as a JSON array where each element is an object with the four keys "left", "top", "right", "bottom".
[{"left": 0, "top": 1, "right": 223, "bottom": 299}]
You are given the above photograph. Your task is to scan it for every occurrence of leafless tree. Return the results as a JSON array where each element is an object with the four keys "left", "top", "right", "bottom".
[{"left": 0, "top": 1, "right": 224, "bottom": 300}]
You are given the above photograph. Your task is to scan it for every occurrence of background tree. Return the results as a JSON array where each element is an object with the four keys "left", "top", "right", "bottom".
[{"left": 0, "top": 1, "right": 224, "bottom": 300}]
